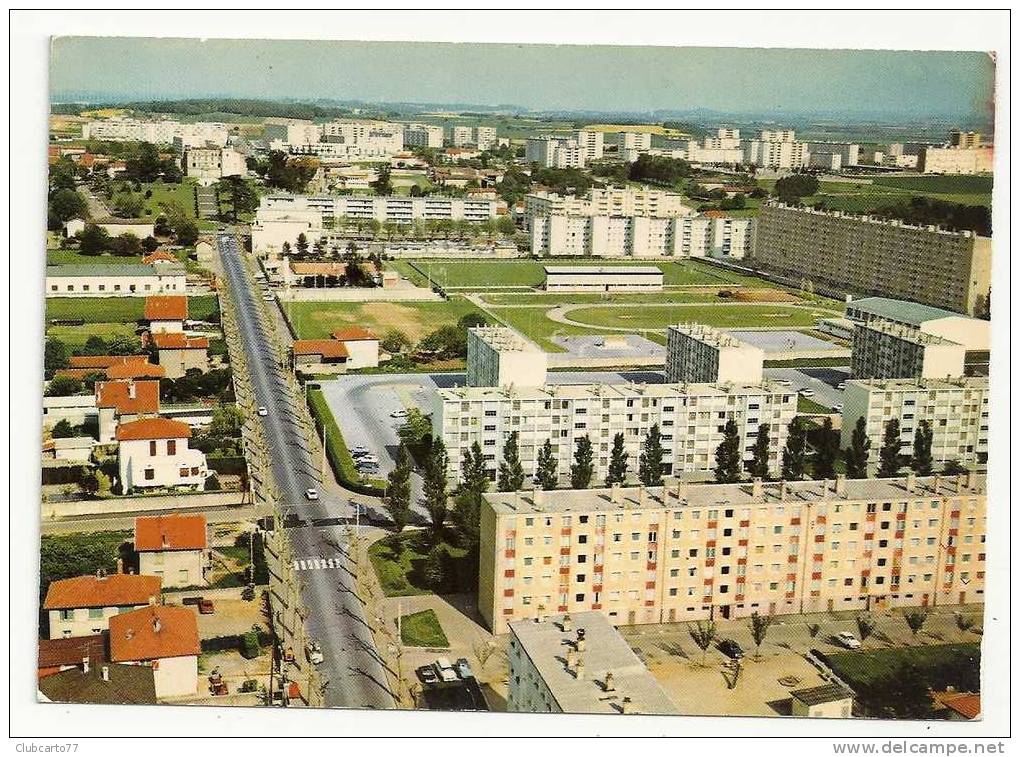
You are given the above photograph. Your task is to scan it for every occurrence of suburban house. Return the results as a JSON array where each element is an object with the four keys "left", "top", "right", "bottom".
[
  {"left": 42, "top": 436, "right": 95, "bottom": 463},
  {"left": 193, "top": 239, "right": 215, "bottom": 264},
  {"left": 789, "top": 683, "right": 855, "bottom": 719},
  {"left": 95, "top": 379, "right": 161, "bottom": 444},
  {"left": 331, "top": 327, "right": 380, "bottom": 368},
  {"left": 108, "top": 604, "right": 200, "bottom": 699},
  {"left": 134, "top": 514, "right": 209, "bottom": 588},
  {"left": 38, "top": 659, "right": 157, "bottom": 706},
  {"left": 150, "top": 332, "right": 209, "bottom": 379},
  {"left": 144, "top": 295, "right": 188, "bottom": 333},
  {"left": 64, "top": 218, "right": 156, "bottom": 239},
  {"left": 42, "top": 393, "right": 98, "bottom": 431},
  {"left": 142, "top": 250, "right": 180, "bottom": 266},
  {"left": 37, "top": 634, "right": 108, "bottom": 678},
  {"left": 45, "top": 264, "right": 186, "bottom": 298},
  {"left": 291, "top": 339, "right": 350, "bottom": 374},
  {"left": 116, "top": 418, "right": 209, "bottom": 493},
  {"left": 43, "top": 573, "right": 162, "bottom": 639},
  {"left": 56, "top": 354, "right": 155, "bottom": 381}
]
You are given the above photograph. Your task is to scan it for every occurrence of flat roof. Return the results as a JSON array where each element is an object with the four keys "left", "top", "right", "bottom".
[
  {"left": 669, "top": 323, "right": 761, "bottom": 351},
  {"left": 470, "top": 326, "right": 543, "bottom": 353},
  {"left": 846, "top": 376, "right": 987, "bottom": 393},
  {"left": 791, "top": 683, "right": 854, "bottom": 706},
  {"left": 509, "top": 612, "right": 678, "bottom": 715},
  {"left": 544, "top": 266, "right": 663, "bottom": 276},
  {"left": 437, "top": 380, "right": 790, "bottom": 404},
  {"left": 858, "top": 320, "right": 959, "bottom": 346},
  {"left": 483, "top": 474, "right": 985, "bottom": 516},
  {"left": 846, "top": 297, "right": 966, "bottom": 325}
]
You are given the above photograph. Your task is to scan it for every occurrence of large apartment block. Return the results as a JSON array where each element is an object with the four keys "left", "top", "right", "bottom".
[
  {"left": 257, "top": 193, "right": 497, "bottom": 225},
  {"left": 402, "top": 123, "right": 444, "bottom": 149},
  {"left": 918, "top": 147, "right": 994, "bottom": 175},
  {"left": 743, "top": 130, "right": 810, "bottom": 169},
  {"left": 82, "top": 118, "right": 229, "bottom": 148},
  {"left": 467, "top": 327, "right": 548, "bottom": 389},
  {"left": 479, "top": 475, "right": 986, "bottom": 633},
  {"left": 753, "top": 203, "right": 992, "bottom": 315},
  {"left": 430, "top": 380, "right": 796, "bottom": 485},
  {"left": 665, "top": 324, "right": 765, "bottom": 384},
  {"left": 850, "top": 320, "right": 966, "bottom": 380},
  {"left": 525, "top": 136, "right": 585, "bottom": 168},
  {"left": 840, "top": 377, "right": 989, "bottom": 470},
  {"left": 574, "top": 130, "right": 605, "bottom": 161},
  {"left": 613, "top": 131, "right": 653, "bottom": 152},
  {"left": 319, "top": 119, "right": 404, "bottom": 155}
]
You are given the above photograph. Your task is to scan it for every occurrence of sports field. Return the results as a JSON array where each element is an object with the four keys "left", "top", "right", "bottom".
[
  {"left": 563, "top": 303, "right": 836, "bottom": 330},
  {"left": 284, "top": 297, "right": 490, "bottom": 341},
  {"left": 480, "top": 290, "right": 729, "bottom": 306}
]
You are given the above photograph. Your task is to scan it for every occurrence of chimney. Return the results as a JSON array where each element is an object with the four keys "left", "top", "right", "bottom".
[
  {"left": 604, "top": 671, "right": 616, "bottom": 692},
  {"left": 779, "top": 481, "right": 789, "bottom": 500},
  {"left": 575, "top": 628, "right": 587, "bottom": 652},
  {"left": 101, "top": 666, "right": 110, "bottom": 682},
  {"left": 128, "top": 382, "right": 137, "bottom": 399},
  {"left": 566, "top": 648, "right": 578, "bottom": 669},
  {"left": 561, "top": 613, "right": 573, "bottom": 632},
  {"left": 533, "top": 489, "right": 545, "bottom": 507},
  {"left": 610, "top": 483, "right": 621, "bottom": 504},
  {"left": 636, "top": 485, "right": 645, "bottom": 508},
  {"left": 835, "top": 474, "right": 847, "bottom": 496},
  {"left": 620, "top": 696, "right": 634, "bottom": 714},
  {"left": 95, "top": 569, "right": 107, "bottom": 581},
  {"left": 153, "top": 617, "right": 162, "bottom": 634},
  {"left": 82, "top": 656, "right": 90, "bottom": 675},
  {"left": 162, "top": 532, "right": 169, "bottom": 549},
  {"left": 905, "top": 471, "right": 916, "bottom": 493},
  {"left": 751, "top": 477, "right": 763, "bottom": 498}
]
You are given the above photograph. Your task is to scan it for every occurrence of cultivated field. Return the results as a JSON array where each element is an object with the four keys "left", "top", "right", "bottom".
[
  {"left": 284, "top": 297, "right": 489, "bottom": 341},
  {"left": 764, "top": 174, "right": 994, "bottom": 213}
]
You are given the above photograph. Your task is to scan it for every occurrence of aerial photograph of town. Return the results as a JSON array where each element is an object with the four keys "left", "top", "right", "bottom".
[{"left": 13, "top": 10, "right": 1007, "bottom": 745}]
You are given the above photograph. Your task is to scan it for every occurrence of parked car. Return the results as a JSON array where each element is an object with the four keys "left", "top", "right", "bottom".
[
  {"left": 837, "top": 382, "right": 847, "bottom": 390},
  {"left": 433, "top": 657, "right": 458, "bottom": 683},
  {"left": 182, "top": 596, "right": 203, "bottom": 607},
  {"left": 718, "top": 639, "right": 744, "bottom": 660},
  {"left": 305, "top": 488, "right": 319, "bottom": 501},
  {"left": 262, "top": 293, "right": 274, "bottom": 302},
  {"left": 307, "top": 641, "right": 324, "bottom": 664},
  {"left": 390, "top": 409, "right": 408, "bottom": 419},
  {"left": 350, "top": 445, "right": 370, "bottom": 455},
  {"left": 801, "top": 389, "right": 815, "bottom": 397},
  {"left": 455, "top": 658, "right": 474, "bottom": 679},
  {"left": 775, "top": 378, "right": 792, "bottom": 386},
  {"left": 198, "top": 599, "right": 215, "bottom": 615},
  {"left": 834, "top": 631, "right": 862, "bottom": 649},
  {"left": 417, "top": 665, "right": 439, "bottom": 685},
  {"left": 832, "top": 404, "right": 843, "bottom": 413},
  {"left": 257, "top": 406, "right": 268, "bottom": 417}
]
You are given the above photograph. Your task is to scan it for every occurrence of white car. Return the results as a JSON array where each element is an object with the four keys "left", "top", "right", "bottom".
[
  {"left": 307, "top": 641, "right": 324, "bottom": 665},
  {"left": 775, "top": 378, "right": 792, "bottom": 386},
  {"left": 304, "top": 488, "right": 319, "bottom": 501},
  {"left": 390, "top": 409, "right": 409, "bottom": 419},
  {"left": 835, "top": 631, "right": 861, "bottom": 649},
  {"left": 833, "top": 404, "right": 843, "bottom": 413},
  {"left": 262, "top": 293, "right": 274, "bottom": 301},
  {"left": 837, "top": 382, "right": 847, "bottom": 390},
  {"left": 801, "top": 389, "right": 815, "bottom": 398},
  {"left": 257, "top": 406, "right": 268, "bottom": 417},
  {"left": 433, "top": 657, "right": 458, "bottom": 683}
]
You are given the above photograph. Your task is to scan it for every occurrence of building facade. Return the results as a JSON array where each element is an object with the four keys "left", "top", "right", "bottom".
[
  {"left": 108, "top": 605, "right": 200, "bottom": 698},
  {"left": 479, "top": 474, "right": 986, "bottom": 633},
  {"left": 116, "top": 418, "right": 209, "bottom": 492},
  {"left": 850, "top": 320, "right": 966, "bottom": 380},
  {"left": 526, "top": 137, "right": 586, "bottom": 168},
  {"left": 753, "top": 203, "right": 992, "bottom": 316},
  {"left": 257, "top": 194, "right": 498, "bottom": 226},
  {"left": 43, "top": 574, "right": 162, "bottom": 640},
  {"left": 185, "top": 147, "right": 246, "bottom": 183},
  {"left": 467, "top": 327, "right": 548, "bottom": 389},
  {"left": 665, "top": 324, "right": 765, "bottom": 384},
  {"left": 82, "top": 118, "right": 229, "bottom": 147},
  {"left": 918, "top": 147, "right": 994, "bottom": 175},
  {"left": 403, "top": 123, "right": 444, "bottom": 149},
  {"left": 46, "top": 264, "right": 187, "bottom": 298},
  {"left": 544, "top": 265, "right": 664, "bottom": 292},
  {"left": 135, "top": 514, "right": 209, "bottom": 589}
]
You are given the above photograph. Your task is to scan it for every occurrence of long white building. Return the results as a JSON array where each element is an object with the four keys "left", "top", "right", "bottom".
[
  {"left": 430, "top": 380, "right": 797, "bottom": 484},
  {"left": 526, "top": 137, "right": 585, "bottom": 168},
  {"left": 257, "top": 193, "right": 498, "bottom": 225},
  {"left": 666, "top": 324, "right": 765, "bottom": 384},
  {"left": 46, "top": 264, "right": 187, "bottom": 298},
  {"left": 840, "top": 377, "right": 988, "bottom": 471},
  {"left": 82, "top": 118, "right": 229, "bottom": 148}
]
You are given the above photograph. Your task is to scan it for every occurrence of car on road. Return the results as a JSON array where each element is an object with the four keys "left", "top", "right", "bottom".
[
  {"left": 389, "top": 409, "right": 409, "bottom": 419},
  {"left": 834, "top": 631, "right": 862, "bottom": 649},
  {"left": 305, "top": 488, "right": 319, "bottom": 501},
  {"left": 837, "top": 381, "right": 847, "bottom": 390},
  {"left": 775, "top": 378, "right": 792, "bottom": 386},
  {"left": 262, "top": 293, "right": 274, "bottom": 302},
  {"left": 434, "top": 657, "right": 458, "bottom": 683},
  {"left": 257, "top": 406, "right": 268, "bottom": 417},
  {"left": 198, "top": 599, "right": 215, "bottom": 615},
  {"left": 355, "top": 455, "right": 379, "bottom": 465},
  {"left": 350, "top": 445, "right": 370, "bottom": 454},
  {"left": 455, "top": 658, "right": 474, "bottom": 679},
  {"left": 801, "top": 389, "right": 815, "bottom": 397},
  {"left": 718, "top": 639, "right": 745, "bottom": 660},
  {"left": 417, "top": 665, "right": 439, "bottom": 685},
  {"left": 307, "top": 641, "right": 324, "bottom": 664}
]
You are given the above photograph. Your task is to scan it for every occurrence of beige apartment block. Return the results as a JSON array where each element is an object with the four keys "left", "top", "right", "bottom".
[
  {"left": 666, "top": 324, "right": 765, "bottom": 384},
  {"left": 507, "top": 612, "right": 678, "bottom": 714},
  {"left": 430, "top": 380, "right": 796, "bottom": 485},
  {"left": 754, "top": 203, "right": 992, "bottom": 316},
  {"left": 851, "top": 320, "right": 967, "bottom": 380},
  {"left": 467, "top": 327, "right": 548, "bottom": 389},
  {"left": 840, "top": 377, "right": 988, "bottom": 470},
  {"left": 479, "top": 474, "right": 986, "bottom": 634},
  {"left": 918, "top": 147, "right": 994, "bottom": 175}
]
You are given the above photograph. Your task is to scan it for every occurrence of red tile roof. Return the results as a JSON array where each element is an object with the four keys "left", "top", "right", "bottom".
[
  {"left": 292, "top": 339, "right": 349, "bottom": 359},
  {"left": 70, "top": 355, "right": 148, "bottom": 370},
  {"left": 941, "top": 693, "right": 981, "bottom": 720},
  {"left": 290, "top": 262, "right": 346, "bottom": 276},
  {"left": 106, "top": 362, "right": 166, "bottom": 380},
  {"left": 142, "top": 251, "right": 179, "bottom": 265},
  {"left": 144, "top": 295, "right": 188, "bottom": 321},
  {"left": 44, "top": 574, "right": 161, "bottom": 610},
  {"left": 331, "top": 326, "right": 378, "bottom": 342},
  {"left": 134, "top": 514, "right": 207, "bottom": 552},
  {"left": 151, "top": 332, "right": 209, "bottom": 350},
  {"left": 95, "top": 380, "right": 161, "bottom": 415},
  {"left": 38, "top": 634, "right": 108, "bottom": 673},
  {"left": 115, "top": 417, "right": 192, "bottom": 441},
  {"left": 108, "top": 605, "right": 200, "bottom": 662}
]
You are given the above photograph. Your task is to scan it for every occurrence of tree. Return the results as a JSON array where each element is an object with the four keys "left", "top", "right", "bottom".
[
  {"left": 457, "top": 312, "right": 488, "bottom": 330},
  {"left": 943, "top": 459, "right": 968, "bottom": 476},
  {"left": 44, "top": 339, "right": 70, "bottom": 374},
  {"left": 112, "top": 192, "right": 144, "bottom": 218},
  {"left": 902, "top": 608, "right": 929, "bottom": 640},
  {"left": 110, "top": 232, "right": 143, "bottom": 257},
  {"left": 381, "top": 329, "right": 412, "bottom": 354},
  {"left": 371, "top": 165, "right": 393, "bottom": 195},
  {"left": 857, "top": 663, "right": 935, "bottom": 719},
  {"left": 814, "top": 416, "right": 839, "bottom": 479},
  {"left": 77, "top": 224, "right": 111, "bottom": 256},
  {"left": 295, "top": 233, "right": 310, "bottom": 258},
  {"left": 878, "top": 419, "right": 903, "bottom": 478},
  {"left": 781, "top": 419, "right": 808, "bottom": 480},
  {"left": 209, "top": 404, "right": 245, "bottom": 437},
  {"left": 605, "top": 432, "right": 629, "bottom": 485},
  {"left": 498, "top": 431, "right": 526, "bottom": 492},
  {"left": 855, "top": 613, "right": 876, "bottom": 642},
  {"left": 397, "top": 408, "right": 432, "bottom": 461},
  {"left": 45, "top": 375, "right": 84, "bottom": 397},
  {"left": 422, "top": 439, "right": 449, "bottom": 540},
  {"left": 774, "top": 174, "right": 819, "bottom": 204},
  {"left": 535, "top": 439, "right": 558, "bottom": 490},
  {"left": 51, "top": 419, "right": 75, "bottom": 438},
  {"left": 748, "top": 423, "right": 771, "bottom": 480},
  {"left": 454, "top": 441, "right": 489, "bottom": 553},
  {"left": 638, "top": 424, "right": 665, "bottom": 486},
  {"left": 570, "top": 435, "right": 595, "bottom": 489},
  {"left": 954, "top": 613, "right": 976, "bottom": 638},
  {"left": 385, "top": 443, "right": 413, "bottom": 533},
  {"left": 79, "top": 469, "right": 111, "bottom": 498},
  {"left": 124, "top": 143, "right": 163, "bottom": 182},
  {"left": 216, "top": 176, "right": 259, "bottom": 222},
  {"left": 714, "top": 419, "right": 742, "bottom": 483},
  {"left": 911, "top": 420, "right": 934, "bottom": 476},
  {"left": 49, "top": 188, "right": 88, "bottom": 227},
  {"left": 687, "top": 620, "right": 716, "bottom": 666},
  {"left": 423, "top": 545, "right": 447, "bottom": 591},
  {"left": 748, "top": 611, "right": 775, "bottom": 660},
  {"left": 845, "top": 417, "right": 872, "bottom": 479}
]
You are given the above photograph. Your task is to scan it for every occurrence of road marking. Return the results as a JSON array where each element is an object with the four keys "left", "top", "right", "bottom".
[{"left": 293, "top": 557, "right": 344, "bottom": 571}]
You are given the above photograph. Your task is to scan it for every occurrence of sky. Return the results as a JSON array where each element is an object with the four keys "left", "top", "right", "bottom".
[{"left": 50, "top": 37, "right": 995, "bottom": 121}]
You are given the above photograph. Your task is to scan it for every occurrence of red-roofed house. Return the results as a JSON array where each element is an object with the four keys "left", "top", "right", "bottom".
[
  {"left": 108, "top": 605, "right": 200, "bottom": 698},
  {"left": 933, "top": 691, "right": 981, "bottom": 721},
  {"left": 56, "top": 354, "right": 155, "bottom": 381},
  {"left": 331, "top": 327, "right": 380, "bottom": 368},
  {"left": 134, "top": 514, "right": 209, "bottom": 588},
  {"left": 37, "top": 634, "right": 108, "bottom": 679},
  {"left": 43, "top": 573, "right": 161, "bottom": 640},
  {"left": 142, "top": 250, "right": 180, "bottom": 266},
  {"left": 150, "top": 331, "right": 209, "bottom": 379},
  {"left": 116, "top": 418, "right": 208, "bottom": 493},
  {"left": 144, "top": 295, "right": 188, "bottom": 333},
  {"left": 291, "top": 339, "right": 350, "bottom": 374},
  {"left": 95, "top": 379, "right": 161, "bottom": 443}
]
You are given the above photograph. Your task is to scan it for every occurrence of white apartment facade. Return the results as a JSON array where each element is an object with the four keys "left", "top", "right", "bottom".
[
  {"left": 850, "top": 321, "right": 967, "bottom": 380},
  {"left": 403, "top": 123, "right": 445, "bottom": 149},
  {"left": 665, "top": 324, "right": 765, "bottom": 384},
  {"left": 526, "top": 137, "right": 586, "bottom": 168},
  {"left": 319, "top": 119, "right": 404, "bottom": 155},
  {"left": 82, "top": 118, "right": 229, "bottom": 148},
  {"left": 467, "top": 327, "right": 549, "bottom": 389},
  {"left": 46, "top": 264, "right": 187, "bottom": 298},
  {"left": 430, "top": 380, "right": 796, "bottom": 485},
  {"left": 257, "top": 193, "right": 498, "bottom": 226},
  {"left": 806, "top": 142, "right": 860, "bottom": 167},
  {"left": 575, "top": 130, "right": 605, "bottom": 161},
  {"left": 840, "top": 377, "right": 989, "bottom": 470},
  {"left": 185, "top": 147, "right": 246, "bottom": 183},
  {"left": 744, "top": 138, "right": 810, "bottom": 169},
  {"left": 614, "top": 131, "right": 653, "bottom": 152}
]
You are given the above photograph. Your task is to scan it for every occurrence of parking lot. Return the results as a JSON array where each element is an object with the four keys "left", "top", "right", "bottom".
[{"left": 764, "top": 365, "right": 850, "bottom": 412}]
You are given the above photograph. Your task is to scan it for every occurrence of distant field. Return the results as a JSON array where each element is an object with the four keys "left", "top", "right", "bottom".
[
  {"left": 46, "top": 250, "right": 144, "bottom": 266},
  {"left": 565, "top": 303, "right": 835, "bottom": 331},
  {"left": 782, "top": 174, "right": 993, "bottom": 213},
  {"left": 46, "top": 323, "right": 137, "bottom": 349},
  {"left": 285, "top": 296, "right": 489, "bottom": 341},
  {"left": 45, "top": 294, "right": 219, "bottom": 324}
]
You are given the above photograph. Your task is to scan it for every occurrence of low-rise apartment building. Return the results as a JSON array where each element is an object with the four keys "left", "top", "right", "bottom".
[
  {"left": 257, "top": 193, "right": 498, "bottom": 226},
  {"left": 46, "top": 264, "right": 187, "bottom": 298},
  {"left": 116, "top": 418, "right": 209, "bottom": 492},
  {"left": 82, "top": 118, "right": 229, "bottom": 148},
  {"left": 918, "top": 147, "right": 994, "bottom": 175},
  {"left": 753, "top": 203, "right": 992, "bottom": 316},
  {"left": 43, "top": 574, "right": 162, "bottom": 639},
  {"left": 850, "top": 320, "right": 966, "bottom": 380},
  {"left": 507, "top": 612, "right": 678, "bottom": 714},
  {"left": 430, "top": 380, "right": 796, "bottom": 485},
  {"left": 665, "top": 324, "right": 765, "bottom": 384},
  {"left": 479, "top": 474, "right": 986, "bottom": 633},
  {"left": 544, "top": 265, "right": 664, "bottom": 293},
  {"left": 135, "top": 514, "right": 208, "bottom": 589},
  {"left": 840, "top": 377, "right": 988, "bottom": 471},
  {"left": 467, "top": 327, "right": 548, "bottom": 389}
]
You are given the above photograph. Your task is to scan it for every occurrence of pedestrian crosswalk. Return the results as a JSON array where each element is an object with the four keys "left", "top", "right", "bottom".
[{"left": 292, "top": 557, "right": 345, "bottom": 571}]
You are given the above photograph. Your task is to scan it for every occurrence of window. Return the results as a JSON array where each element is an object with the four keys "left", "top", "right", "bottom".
[
  {"left": 149, "top": 441, "right": 157, "bottom": 456},
  {"left": 144, "top": 469, "right": 155, "bottom": 481}
]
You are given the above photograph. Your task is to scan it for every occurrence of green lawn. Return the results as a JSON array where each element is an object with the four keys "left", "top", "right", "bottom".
[
  {"left": 46, "top": 250, "right": 144, "bottom": 266},
  {"left": 307, "top": 388, "right": 385, "bottom": 492},
  {"left": 564, "top": 303, "right": 836, "bottom": 331},
  {"left": 46, "top": 295, "right": 219, "bottom": 324},
  {"left": 144, "top": 180, "right": 198, "bottom": 220},
  {"left": 46, "top": 323, "right": 138, "bottom": 350},
  {"left": 480, "top": 289, "right": 737, "bottom": 307},
  {"left": 284, "top": 297, "right": 489, "bottom": 342},
  {"left": 798, "top": 395, "right": 835, "bottom": 414},
  {"left": 368, "top": 531, "right": 473, "bottom": 597},
  {"left": 399, "top": 609, "right": 450, "bottom": 648},
  {"left": 828, "top": 643, "right": 980, "bottom": 690},
  {"left": 484, "top": 306, "right": 605, "bottom": 352},
  {"left": 797, "top": 177, "right": 993, "bottom": 213}
]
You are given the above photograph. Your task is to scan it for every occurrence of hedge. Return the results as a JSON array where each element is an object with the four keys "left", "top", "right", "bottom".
[{"left": 306, "top": 388, "right": 385, "bottom": 497}]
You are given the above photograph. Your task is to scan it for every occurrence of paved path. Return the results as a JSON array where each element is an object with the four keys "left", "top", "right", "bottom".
[{"left": 41, "top": 504, "right": 259, "bottom": 535}]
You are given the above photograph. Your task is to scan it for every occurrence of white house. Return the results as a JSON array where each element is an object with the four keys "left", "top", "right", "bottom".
[
  {"left": 64, "top": 219, "right": 157, "bottom": 239},
  {"left": 42, "top": 393, "right": 98, "bottom": 431},
  {"left": 43, "top": 573, "right": 162, "bottom": 640},
  {"left": 108, "top": 605, "right": 200, "bottom": 699},
  {"left": 134, "top": 514, "right": 209, "bottom": 589},
  {"left": 116, "top": 418, "right": 208, "bottom": 493},
  {"left": 330, "top": 327, "right": 380, "bottom": 369}
]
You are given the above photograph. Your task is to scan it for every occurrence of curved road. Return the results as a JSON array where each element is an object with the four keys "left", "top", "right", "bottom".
[{"left": 218, "top": 234, "right": 395, "bottom": 710}]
